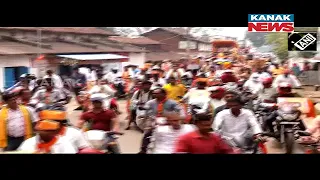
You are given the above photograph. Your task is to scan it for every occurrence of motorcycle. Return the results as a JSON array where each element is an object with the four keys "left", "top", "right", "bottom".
[
  {"left": 254, "top": 101, "right": 277, "bottom": 128},
  {"left": 137, "top": 106, "right": 168, "bottom": 154},
  {"left": 112, "top": 77, "right": 127, "bottom": 99},
  {"left": 264, "top": 102, "right": 307, "bottom": 154},
  {"left": 83, "top": 130, "right": 123, "bottom": 154},
  {"left": 217, "top": 131, "right": 267, "bottom": 154}
]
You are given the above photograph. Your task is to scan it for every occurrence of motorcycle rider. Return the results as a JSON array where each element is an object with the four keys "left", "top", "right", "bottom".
[
  {"left": 175, "top": 113, "right": 235, "bottom": 154},
  {"left": 271, "top": 82, "right": 301, "bottom": 100},
  {"left": 213, "top": 91, "right": 240, "bottom": 117},
  {"left": 243, "top": 74, "right": 264, "bottom": 95},
  {"left": 18, "top": 120, "right": 77, "bottom": 153},
  {"left": 249, "top": 67, "right": 272, "bottom": 82},
  {"left": 44, "top": 70, "right": 64, "bottom": 90},
  {"left": 78, "top": 93, "right": 120, "bottom": 133},
  {"left": 39, "top": 110, "right": 90, "bottom": 151},
  {"left": 272, "top": 69, "right": 301, "bottom": 88},
  {"left": 30, "top": 78, "right": 65, "bottom": 105},
  {"left": 257, "top": 77, "right": 277, "bottom": 102},
  {"left": 220, "top": 70, "right": 238, "bottom": 91},
  {"left": 139, "top": 88, "right": 185, "bottom": 154},
  {"left": 213, "top": 96, "right": 263, "bottom": 149},
  {"left": 5, "top": 74, "right": 31, "bottom": 93},
  {"left": 71, "top": 66, "right": 87, "bottom": 110},
  {"left": 163, "top": 76, "right": 186, "bottom": 102},
  {"left": 152, "top": 111, "right": 195, "bottom": 154},
  {"left": 126, "top": 80, "right": 153, "bottom": 131}
]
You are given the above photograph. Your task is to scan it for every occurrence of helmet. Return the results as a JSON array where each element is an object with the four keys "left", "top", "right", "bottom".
[
  {"left": 262, "top": 77, "right": 273, "bottom": 88},
  {"left": 277, "top": 82, "right": 292, "bottom": 95}
]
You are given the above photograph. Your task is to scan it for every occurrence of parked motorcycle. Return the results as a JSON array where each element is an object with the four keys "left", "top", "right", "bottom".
[{"left": 83, "top": 130, "right": 123, "bottom": 154}]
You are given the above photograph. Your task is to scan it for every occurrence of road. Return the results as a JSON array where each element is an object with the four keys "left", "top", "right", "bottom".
[{"left": 66, "top": 98, "right": 312, "bottom": 154}]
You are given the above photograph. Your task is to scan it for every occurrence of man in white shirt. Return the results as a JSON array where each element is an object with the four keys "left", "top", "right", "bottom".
[
  {"left": 38, "top": 110, "right": 90, "bottom": 151},
  {"left": 152, "top": 111, "right": 195, "bottom": 154},
  {"left": 207, "top": 86, "right": 226, "bottom": 113},
  {"left": 272, "top": 69, "right": 301, "bottom": 88},
  {"left": 18, "top": 120, "right": 77, "bottom": 154},
  {"left": 213, "top": 96, "right": 263, "bottom": 147},
  {"left": 103, "top": 68, "right": 121, "bottom": 84},
  {"left": 249, "top": 68, "right": 272, "bottom": 82},
  {"left": 43, "top": 70, "right": 64, "bottom": 89},
  {"left": 127, "top": 80, "right": 153, "bottom": 130},
  {"left": 243, "top": 74, "right": 264, "bottom": 95}
]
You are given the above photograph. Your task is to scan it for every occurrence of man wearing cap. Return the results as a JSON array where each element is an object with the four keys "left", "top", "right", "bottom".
[
  {"left": 78, "top": 93, "right": 120, "bottom": 133},
  {"left": 249, "top": 67, "right": 271, "bottom": 83},
  {"left": 0, "top": 93, "right": 39, "bottom": 151},
  {"left": 150, "top": 67, "right": 166, "bottom": 88},
  {"left": 5, "top": 74, "right": 30, "bottom": 93},
  {"left": 272, "top": 69, "right": 301, "bottom": 88},
  {"left": 44, "top": 70, "right": 64, "bottom": 90},
  {"left": 38, "top": 110, "right": 89, "bottom": 151},
  {"left": 18, "top": 120, "right": 77, "bottom": 153}
]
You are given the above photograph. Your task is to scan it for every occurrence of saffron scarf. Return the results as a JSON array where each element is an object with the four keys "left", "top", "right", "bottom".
[
  {"left": 156, "top": 98, "right": 168, "bottom": 117},
  {"left": 0, "top": 105, "right": 33, "bottom": 148},
  {"left": 36, "top": 136, "right": 59, "bottom": 153}
]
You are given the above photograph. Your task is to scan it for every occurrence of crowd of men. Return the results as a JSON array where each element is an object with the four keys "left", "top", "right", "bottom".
[{"left": 0, "top": 56, "right": 318, "bottom": 154}]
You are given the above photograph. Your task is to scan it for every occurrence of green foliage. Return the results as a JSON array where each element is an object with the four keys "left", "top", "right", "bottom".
[
  {"left": 265, "top": 33, "right": 288, "bottom": 60},
  {"left": 245, "top": 32, "right": 268, "bottom": 47}
]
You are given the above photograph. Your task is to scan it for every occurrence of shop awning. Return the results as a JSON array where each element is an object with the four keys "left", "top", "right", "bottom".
[{"left": 56, "top": 54, "right": 128, "bottom": 60}]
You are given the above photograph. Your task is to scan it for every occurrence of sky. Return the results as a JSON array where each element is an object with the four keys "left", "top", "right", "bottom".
[{"left": 219, "top": 27, "right": 247, "bottom": 40}]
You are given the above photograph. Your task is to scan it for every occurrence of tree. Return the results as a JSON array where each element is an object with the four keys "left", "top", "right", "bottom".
[
  {"left": 298, "top": 51, "right": 317, "bottom": 58},
  {"left": 265, "top": 32, "right": 288, "bottom": 60},
  {"left": 245, "top": 32, "right": 268, "bottom": 47}
]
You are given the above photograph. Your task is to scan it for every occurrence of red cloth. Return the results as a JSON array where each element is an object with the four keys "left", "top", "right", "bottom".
[
  {"left": 175, "top": 131, "right": 234, "bottom": 154},
  {"left": 80, "top": 110, "right": 116, "bottom": 131}
]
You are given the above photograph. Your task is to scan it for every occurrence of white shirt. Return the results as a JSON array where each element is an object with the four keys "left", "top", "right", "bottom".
[
  {"left": 88, "top": 85, "right": 116, "bottom": 97},
  {"left": 249, "top": 72, "right": 271, "bottom": 82},
  {"left": 62, "top": 127, "right": 90, "bottom": 150},
  {"left": 243, "top": 80, "right": 264, "bottom": 95},
  {"left": 43, "top": 74, "right": 64, "bottom": 89},
  {"left": 153, "top": 124, "right": 195, "bottom": 154},
  {"left": 103, "top": 72, "right": 121, "bottom": 83},
  {"left": 18, "top": 136, "right": 77, "bottom": 154},
  {"left": 210, "top": 99, "right": 226, "bottom": 109},
  {"left": 214, "top": 109, "right": 262, "bottom": 144},
  {"left": 7, "top": 107, "right": 39, "bottom": 137},
  {"left": 182, "top": 88, "right": 210, "bottom": 103},
  {"left": 272, "top": 74, "right": 302, "bottom": 88},
  {"left": 131, "top": 90, "right": 152, "bottom": 108}
]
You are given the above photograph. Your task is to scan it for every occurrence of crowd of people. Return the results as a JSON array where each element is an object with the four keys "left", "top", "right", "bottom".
[{"left": 0, "top": 56, "right": 319, "bottom": 154}]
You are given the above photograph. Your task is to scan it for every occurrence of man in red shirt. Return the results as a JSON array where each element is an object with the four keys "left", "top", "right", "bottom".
[
  {"left": 77, "top": 94, "right": 119, "bottom": 132},
  {"left": 174, "top": 114, "right": 235, "bottom": 154}
]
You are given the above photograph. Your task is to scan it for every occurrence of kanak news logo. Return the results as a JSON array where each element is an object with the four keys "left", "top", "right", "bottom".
[{"left": 248, "top": 14, "right": 294, "bottom": 32}]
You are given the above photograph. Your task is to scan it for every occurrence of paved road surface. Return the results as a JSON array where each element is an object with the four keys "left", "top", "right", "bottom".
[{"left": 66, "top": 98, "right": 310, "bottom": 154}]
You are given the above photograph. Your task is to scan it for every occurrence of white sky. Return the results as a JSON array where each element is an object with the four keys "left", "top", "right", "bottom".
[{"left": 219, "top": 27, "right": 247, "bottom": 40}]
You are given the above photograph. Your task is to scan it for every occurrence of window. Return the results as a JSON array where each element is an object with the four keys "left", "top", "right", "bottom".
[
  {"left": 198, "top": 43, "right": 212, "bottom": 51},
  {"left": 179, "top": 41, "right": 197, "bottom": 49}
]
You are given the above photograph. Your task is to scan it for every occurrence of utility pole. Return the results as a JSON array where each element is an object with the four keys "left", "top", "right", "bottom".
[{"left": 185, "top": 27, "right": 191, "bottom": 60}]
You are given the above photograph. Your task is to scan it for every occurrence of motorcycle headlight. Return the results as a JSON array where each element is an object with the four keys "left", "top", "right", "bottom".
[{"left": 278, "top": 112, "right": 299, "bottom": 121}]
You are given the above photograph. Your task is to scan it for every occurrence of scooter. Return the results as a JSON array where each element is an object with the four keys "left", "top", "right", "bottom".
[{"left": 82, "top": 130, "right": 124, "bottom": 154}]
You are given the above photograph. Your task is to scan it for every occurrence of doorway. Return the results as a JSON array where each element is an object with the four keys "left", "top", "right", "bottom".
[{"left": 4, "top": 66, "right": 29, "bottom": 89}]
